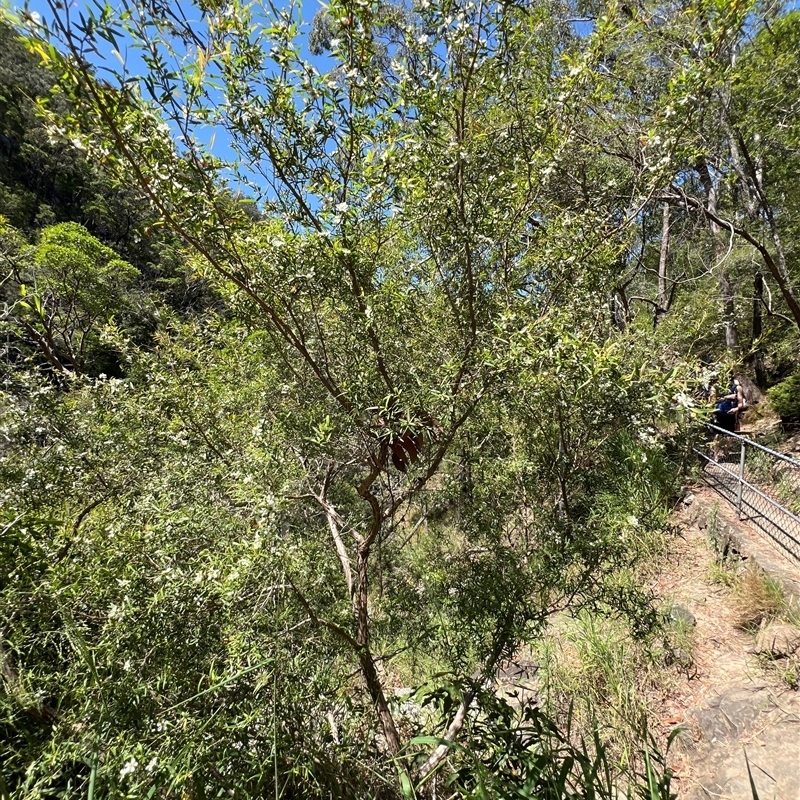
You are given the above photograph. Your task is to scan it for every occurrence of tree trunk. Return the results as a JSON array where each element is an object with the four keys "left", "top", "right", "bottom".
[
  {"left": 611, "top": 289, "right": 629, "bottom": 330},
  {"left": 358, "top": 643, "right": 402, "bottom": 754},
  {"left": 355, "top": 490, "right": 402, "bottom": 755},
  {"left": 718, "top": 270, "right": 739, "bottom": 351},
  {"left": 664, "top": 189, "right": 800, "bottom": 334},
  {"left": 726, "top": 123, "right": 800, "bottom": 331},
  {"left": 752, "top": 270, "right": 763, "bottom": 343},
  {"left": 749, "top": 271, "right": 767, "bottom": 387},
  {"left": 655, "top": 202, "right": 670, "bottom": 328},
  {"left": 696, "top": 158, "right": 739, "bottom": 351}
]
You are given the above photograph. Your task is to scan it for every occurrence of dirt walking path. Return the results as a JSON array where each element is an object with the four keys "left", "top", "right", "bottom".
[{"left": 653, "top": 487, "right": 800, "bottom": 799}]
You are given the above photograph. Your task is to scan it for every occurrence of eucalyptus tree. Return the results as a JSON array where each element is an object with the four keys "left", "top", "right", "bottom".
[
  {"left": 661, "top": 0, "right": 800, "bottom": 345},
  {"left": 639, "top": 0, "right": 800, "bottom": 360},
  {"left": 574, "top": 0, "right": 800, "bottom": 357},
  {"left": 1, "top": 0, "right": 684, "bottom": 795},
  {"left": 729, "top": 9, "right": 800, "bottom": 336}
]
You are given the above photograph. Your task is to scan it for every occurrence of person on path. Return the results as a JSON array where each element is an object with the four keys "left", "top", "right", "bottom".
[{"left": 714, "top": 378, "right": 745, "bottom": 432}]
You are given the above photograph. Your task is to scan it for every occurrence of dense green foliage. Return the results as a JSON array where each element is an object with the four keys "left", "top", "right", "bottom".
[
  {"left": 0, "top": 20, "right": 214, "bottom": 325},
  {"left": 1, "top": 0, "right": 799, "bottom": 797},
  {"left": 767, "top": 371, "right": 800, "bottom": 422}
]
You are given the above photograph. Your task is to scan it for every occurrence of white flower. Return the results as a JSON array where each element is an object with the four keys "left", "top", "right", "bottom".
[
  {"left": 627, "top": 515, "right": 639, "bottom": 528},
  {"left": 123, "top": 659, "right": 131, "bottom": 671},
  {"left": 145, "top": 757, "right": 158, "bottom": 773},
  {"left": 418, "top": 34, "right": 429, "bottom": 45},
  {"left": 119, "top": 757, "right": 139, "bottom": 779},
  {"left": 335, "top": 201, "right": 348, "bottom": 213}
]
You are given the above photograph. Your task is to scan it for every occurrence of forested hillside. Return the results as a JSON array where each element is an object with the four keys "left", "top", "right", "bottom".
[{"left": 1, "top": 0, "right": 799, "bottom": 797}]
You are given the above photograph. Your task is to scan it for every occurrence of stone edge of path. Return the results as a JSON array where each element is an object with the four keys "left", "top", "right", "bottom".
[
  {"left": 683, "top": 487, "right": 800, "bottom": 605},
  {"left": 675, "top": 488, "right": 800, "bottom": 800}
]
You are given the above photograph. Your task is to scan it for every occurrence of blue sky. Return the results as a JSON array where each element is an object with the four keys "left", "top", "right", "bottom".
[{"left": 16, "top": 0, "right": 338, "bottom": 197}]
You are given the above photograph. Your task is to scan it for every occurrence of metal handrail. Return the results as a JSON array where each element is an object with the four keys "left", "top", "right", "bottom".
[
  {"left": 704, "top": 423, "right": 800, "bottom": 469},
  {"left": 696, "top": 424, "right": 800, "bottom": 562},
  {"left": 696, "top": 452, "right": 800, "bottom": 529}
]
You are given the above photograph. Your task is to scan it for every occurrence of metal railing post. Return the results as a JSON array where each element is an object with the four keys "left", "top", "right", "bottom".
[
  {"left": 698, "top": 423, "right": 800, "bottom": 562},
  {"left": 736, "top": 440, "right": 746, "bottom": 518}
]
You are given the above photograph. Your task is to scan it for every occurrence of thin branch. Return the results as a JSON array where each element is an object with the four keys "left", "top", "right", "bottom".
[
  {"left": 395, "top": 513, "right": 427, "bottom": 551},
  {"left": 44, "top": 12, "right": 354, "bottom": 415},
  {"left": 660, "top": 187, "right": 800, "bottom": 329},
  {"left": 759, "top": 297, "right": 793, "bottom": 325},
  {"left": 416, "top": 626, "right": 508, "bottom": 781},
  {"left": 286, "top": 574, "right": 361, "bottom": 652},
  {"left": 629, "top": 295, "right": 659, "bottom": 309},
  {"left": 310, "top": 489, "right": 356, "bottom": 601}
]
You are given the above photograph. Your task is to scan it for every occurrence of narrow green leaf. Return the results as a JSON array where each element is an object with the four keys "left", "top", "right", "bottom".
[{"left": 744, "top": 749, "right": 761, "bottom": 800}]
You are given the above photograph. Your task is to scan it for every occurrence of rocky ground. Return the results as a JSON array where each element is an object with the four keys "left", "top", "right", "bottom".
[
  {"left": 492, "top": 477, "right": 800, "bottom": 799},
  {"left": 655, "top": 488, "right": 800, "bottom": 800}
]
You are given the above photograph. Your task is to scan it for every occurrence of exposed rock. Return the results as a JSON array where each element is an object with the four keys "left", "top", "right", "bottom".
[
  {"left": 669, "top": 604, "right": 697, "bottom": 629},
  {"left": 683, "top": 492, "right": 695, "bottom": 507},
  {"left": 711, "top": 523, "right": 743, "bottom": 563},
  {"left": 751, "top": 622, "right": 800, "bottom": 658},
  {"left": 694, "top": 506, "right": 708, "bottom": 529},
  {"left": 665, "top": 646, "right": 695, "bottom": 675},
  {"left": 684, "top": 683, "right": 800, "bottom": 800},
  {"left": 688, "top": 491, "right": 800, "bottom": 604},
  {"left": 495, "top": 658, "right": 538, "bottom": 684},
  {"left": 735, "top": 374, "right": 764, "bottom": 407},
  {"left": 690, "top": 687, "right": 766, "bottom": 744},
  {"left": 664, "top": 489, "right": 800, "bottom": 800}
]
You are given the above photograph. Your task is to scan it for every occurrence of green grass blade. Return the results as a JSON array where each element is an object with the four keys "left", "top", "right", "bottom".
[
  {"left": 744, "top": 749, "right": 761, "bottom": 800},
  {"left": 165, "top": 656, "right": 275, "bottom": 712},
  {"left": 87, "top": 753, "right": 97, "bottom": 800}
]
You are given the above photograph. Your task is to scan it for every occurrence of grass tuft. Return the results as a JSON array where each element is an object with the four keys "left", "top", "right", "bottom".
[
  {"left": 535, "top": 611, "right": 665, "bottom": 772},
  {"left": 735, "top": 567, "right": 788, "bottom": 631}
]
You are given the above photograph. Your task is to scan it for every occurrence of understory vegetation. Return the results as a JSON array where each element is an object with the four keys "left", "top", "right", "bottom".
[{"left": 1, "top": 0, "right": 800, "bottom": 797}]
